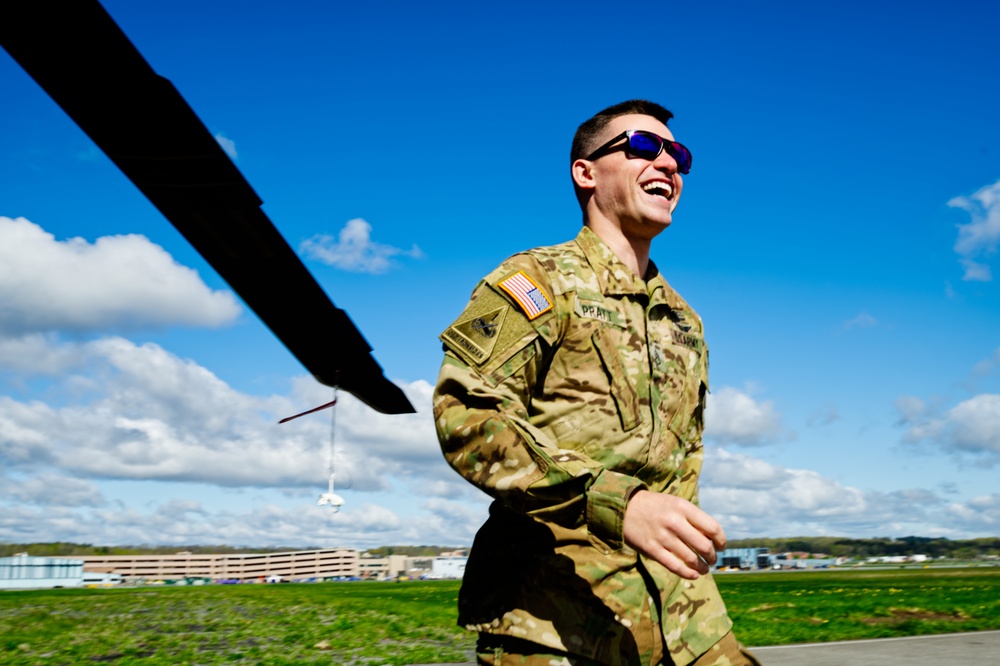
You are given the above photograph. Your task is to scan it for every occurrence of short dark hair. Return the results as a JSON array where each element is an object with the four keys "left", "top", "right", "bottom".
[
  {"left": 570, "top": 99, "right": 675, "bottom": 164},
  {"left": 570, "top": 100, "right": 675, "bottom": 210}
]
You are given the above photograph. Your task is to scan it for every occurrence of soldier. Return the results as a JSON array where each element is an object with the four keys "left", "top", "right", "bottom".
[{"left": 434, "top": 100, "right": 760, "bottom": 666}]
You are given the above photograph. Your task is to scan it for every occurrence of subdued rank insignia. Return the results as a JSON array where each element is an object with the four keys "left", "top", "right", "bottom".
[
  {"left": 666, "top": 307, "right": 692, "bottom": 332},
  {"left": 650, "top": 341, "right": 667, "bottom": 372},
  {"left": 497, "top": 271, "right": 552, "bottom": 320},
  {"left": 443, "top": 305, "right": 508, "bottom": 364}
]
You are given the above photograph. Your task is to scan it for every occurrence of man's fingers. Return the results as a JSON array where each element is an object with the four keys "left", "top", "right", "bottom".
[
  {"left": 661, "top": 514, "right": 721, "bottom": 566},
  {"left": 655, "top": 547, "right": 705, "bottom": 581},
  {"left": 654, "top": 527, "right": 714, "bottom": 575},
  {"left": 682, "top": 503, "right": 727, "bottom": 551},
  {"left": 623, "top": 491, "right": 728, "bottom": 577}
]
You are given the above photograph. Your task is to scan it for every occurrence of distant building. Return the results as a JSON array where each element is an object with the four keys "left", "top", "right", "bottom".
[
  {"left": 52, "top": 548, "right": 359, "bottom": 582},
  {"left": 406, "top": 556, "right": 434, "bottom": 577},
  {"left": 83, "top": 570, "right": 123, "bottom": 587},
  {"left": 715, "top": 547, "right": 771, "bottom": 570},
  {"left": 0, "top": 554, "right": 84, "bottom": 589},
  {"left": 358, "top": 554, "right": 408, "bottom": 580},
  {"left": 430, "top": 556, "right": 467, "bottom": 579},
  {"left": 866, "top": 555, "right": 927, "bottom": 564}
]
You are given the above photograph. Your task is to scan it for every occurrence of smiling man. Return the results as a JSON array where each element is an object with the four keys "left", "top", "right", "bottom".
[{"left": 434, "top": 100, "right": 759, "bottom": 666}]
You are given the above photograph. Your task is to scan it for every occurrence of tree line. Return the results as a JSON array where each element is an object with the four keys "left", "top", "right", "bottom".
[
  {"left": 3, "top": 538, "right": 999, "bottom": 560},
  {"left": 726, "top": 536, "right": 1000, "bottom": 559}
]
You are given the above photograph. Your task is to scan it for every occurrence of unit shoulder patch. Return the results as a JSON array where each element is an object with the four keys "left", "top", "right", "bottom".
[
  {"left": 497, "top": 271, "right": 553, "bottom": 320},
  {"left": 444, "top": 305, "right": 508, "bottom": 364},
  {"left": 441, "top": 287, "right": 536, "bottom": 367}
]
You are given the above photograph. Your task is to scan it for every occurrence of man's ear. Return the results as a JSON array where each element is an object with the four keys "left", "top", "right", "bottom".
[{"left": 571, "top": 158, "right": 597, "bottom": 192}]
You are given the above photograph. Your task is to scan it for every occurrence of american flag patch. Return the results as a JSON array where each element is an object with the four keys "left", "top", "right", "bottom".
[{"left": 498, "top": 271, "right": 553, "bottom": 320}]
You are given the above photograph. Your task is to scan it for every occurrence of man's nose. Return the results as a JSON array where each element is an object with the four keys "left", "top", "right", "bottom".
[{"left": 652, "top": 148, "right": 679, "bottom": 172}]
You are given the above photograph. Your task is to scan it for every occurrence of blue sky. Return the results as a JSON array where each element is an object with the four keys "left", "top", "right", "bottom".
[{"left": 2, "top": 0, "right": 998, "bottom": 549}]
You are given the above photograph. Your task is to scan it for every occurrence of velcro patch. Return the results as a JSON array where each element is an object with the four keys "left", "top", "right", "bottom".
[
  {"left": 574, "top": 299, "right": 624, "bottom": 328},
  {"left": 497, "top": 271, "right": 553, "bottom": 320},
  {"left": 443, "top": 305, "right": 508, "bottom": 364},
  {"left": 441, "top": 288, "right": 536, "bottom": 368},
  {"left": 671, "top": 329, "right": 704, "bottom": 352}
]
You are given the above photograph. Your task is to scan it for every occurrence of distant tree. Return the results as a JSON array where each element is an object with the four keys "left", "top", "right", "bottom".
[{"left": 785, "top": 540, "right": 812, "bottom": 553}]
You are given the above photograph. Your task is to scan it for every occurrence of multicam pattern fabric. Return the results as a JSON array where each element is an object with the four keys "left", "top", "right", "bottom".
[
  {"left": 475, "top": 631, "right": 760, "bottom": 666},
  {"left": 688, "top": 632, "right": 761, "bottom": 666},
  {"left": 434, "top": 227, "right": 733, "bottom": 666}
]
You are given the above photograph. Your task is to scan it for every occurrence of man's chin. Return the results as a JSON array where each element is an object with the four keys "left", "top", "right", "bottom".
[{"left": 642, "top": 213, "right": 674, "bottom": 234}]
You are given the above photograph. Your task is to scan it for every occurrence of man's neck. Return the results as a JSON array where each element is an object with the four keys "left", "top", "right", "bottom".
[{"left": 584, "top": 218, "right": 652, "bottom": 278}]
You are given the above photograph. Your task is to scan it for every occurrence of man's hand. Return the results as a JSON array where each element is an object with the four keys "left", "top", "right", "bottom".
[{"left": 623, "top": 490, "right": 727, "bottom": 580}]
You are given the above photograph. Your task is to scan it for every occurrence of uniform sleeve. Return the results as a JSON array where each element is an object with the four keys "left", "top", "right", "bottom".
[{"left": 433, "top": 257, "right": 647, "bottom": 550}]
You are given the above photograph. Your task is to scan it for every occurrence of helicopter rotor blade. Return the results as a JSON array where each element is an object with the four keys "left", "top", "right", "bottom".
[{"left": 0, "top": 0, "right": 415, "bottom": 415}]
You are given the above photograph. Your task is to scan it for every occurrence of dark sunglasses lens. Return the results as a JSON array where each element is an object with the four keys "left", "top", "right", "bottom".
[
  {"left": 628, "top": 132, "right": 692, "bottom": 173},
  {"left": 628, "top": 132, "right": 662, "bottom": 160},
  {"left": 666, "top": 143, "right": 692, "bottom": 174}
]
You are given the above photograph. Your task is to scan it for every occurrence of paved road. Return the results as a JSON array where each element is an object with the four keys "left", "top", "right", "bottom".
[
  {"left": 751, "top": 630, "right": 1000, "bottom": 665},
  {"left": 412, "top": 630, "right": 1000, "bottom": 665}
]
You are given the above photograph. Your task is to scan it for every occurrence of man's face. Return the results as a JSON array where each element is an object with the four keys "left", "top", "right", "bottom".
[{"left": 579, "top": 114, "right": 684, "bottom": 240}]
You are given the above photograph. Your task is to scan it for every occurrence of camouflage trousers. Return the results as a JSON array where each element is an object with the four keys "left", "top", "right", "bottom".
[{"left": 476, "top": 631, "right": 762, "bottom": 666}]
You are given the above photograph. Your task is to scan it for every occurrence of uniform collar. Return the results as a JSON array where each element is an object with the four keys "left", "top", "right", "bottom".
[{"left": 575, "top": 226, "right": 670, "bottom": 298}]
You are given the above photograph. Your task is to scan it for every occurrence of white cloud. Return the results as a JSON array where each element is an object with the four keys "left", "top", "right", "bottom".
[
  {"left": 806, "top": 404, "right": 838, "bottom": 427},
  {"left": 0, "top": 333, "right": 86, "bottom": 375},
  {"left": 843, "top": 312, "right": 877, "bottom": 329},
  {"left": 971, "top": 348, "right": 1000, "bottom": 376},
  {"left": 944, "top": 494, "right": 1000, "bottom": 532},
  {"left": 894, "top": 395, "right": 927, "bottom": 424},
  {"left": 0, "top": 495, "right": 487, "bottom": 549},
  {"left": 944, "top": 395, "right": 1000, "bottom": 455},
  {"left": 0, "top": 334, "right": 469, "bottom": 499},
  {"left": 897, "top": 393, "right": 1000, "bottom": 465},
  {"left": 704, "top": 386, "right": 784, "bottom": 446},
  {"left": 2, "top": 329, "right": 995, "bottom": 544},
  {"left": 0, "top": 330, "right": 489, "bottom": 547},
  {"left": 700, "top": 448, "right": 998, "bottom": 539},
  {"left": 969, "top": 348, "right": 1000, "bottom": 386},
  {"left": 214, "top": 133, "right": 238, "bottom": 159},
  {"left": 959, "top": 259, "right": 992, "bottom": 282},
  {"left": 949, "top": 179, "right": 1000, "bottom": 282},
  {"left": 300, "top": 218, "right": 423, "bottom": 274},
  {"left": 0, "top": 217, "right": 241, "bottom": 336},
  {"left": 1, "top": 474, "right": 106, "bottom": 508}
]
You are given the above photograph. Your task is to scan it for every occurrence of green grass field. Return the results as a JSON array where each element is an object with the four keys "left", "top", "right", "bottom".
[
  {"left": 2, "top": 568, "right": 998, "bottom": 665},
  {"left": 717, "top": 567, "right": 1000, "bottom": 646}
]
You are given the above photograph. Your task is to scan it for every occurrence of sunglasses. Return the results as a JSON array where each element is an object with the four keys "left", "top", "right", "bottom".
[{"left": 585, "top": 130, "right": 692, "bottom": 174}]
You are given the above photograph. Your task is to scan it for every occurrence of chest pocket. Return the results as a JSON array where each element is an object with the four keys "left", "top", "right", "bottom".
[
  {"left": 591, "top": 325, "right": 642, "bottom": 432},
  {"left": 651, "top": 326, "right": 706, "bottom": 445}
]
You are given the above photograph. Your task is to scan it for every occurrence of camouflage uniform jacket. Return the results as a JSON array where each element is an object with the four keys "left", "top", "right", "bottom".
[{"left": 434, "top": 227, "right": 732, "bottom": 666}]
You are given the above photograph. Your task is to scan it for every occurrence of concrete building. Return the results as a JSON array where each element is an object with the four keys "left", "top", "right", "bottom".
[
  {"left": 358, "top": 554, "right": 408, "bottom": 580},
  {"left": 0, "top": 554, "right": 84, "bottom": 589},
  {"left": 430, "top": 556, "right": 467, "bottom": 579},
  {"left": 406, "top": 556, "right": 434, "bottom": 577},
  {"left": 715, "top": 547, "right": 771, "bottom": 570},
  {"left": 83, "top": 571, "right": 124, "bottom": 587},
  {"left": 57, "top": 548, "right": 359, "bottom": 582}
]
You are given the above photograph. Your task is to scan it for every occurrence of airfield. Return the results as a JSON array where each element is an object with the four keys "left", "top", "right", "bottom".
[
  {"left": 750, "top": 630, "right": 1000, "bottom": 665},
  {"left": 3, "top": 567, "right": 998, "bottom": 664}
]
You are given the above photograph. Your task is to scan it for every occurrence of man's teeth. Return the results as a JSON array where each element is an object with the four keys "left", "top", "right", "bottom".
[{"left": 642, "top": 182, "right": 673, "bottom": 198}]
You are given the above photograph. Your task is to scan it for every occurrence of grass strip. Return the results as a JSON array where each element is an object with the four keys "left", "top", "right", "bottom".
[
  {"left": 717, "top": 567, "right": 1000, "bottom": 646},
  {"left": 1, "top": 568, "right": 998, "bottom": 664}
]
